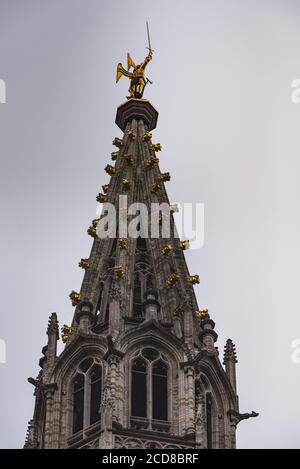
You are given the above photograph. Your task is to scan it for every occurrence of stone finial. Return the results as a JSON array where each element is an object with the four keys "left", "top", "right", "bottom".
[
  {"left": 24, "top": 420, "right": 38, "bottom": 449},
  {"left": 75, "top": 300, "right": 94, "bottom": 332},
  {"left": 45, "top": 313, "right": 59, "bottom": 366},
  {"left": 142, "top": 289, "right": 161, "bottom": 321},
  {"left": 199, "top": 317, "right": 218, "bottom": 353},
  {"left": 223, "top": 339, "right": 238, "bottom": 364},
  {"left": 47, "top": 313, "right": 59, "bottom": 339},
  {"left": 223, "top": 339, "right": 238, "bottom": 393}
]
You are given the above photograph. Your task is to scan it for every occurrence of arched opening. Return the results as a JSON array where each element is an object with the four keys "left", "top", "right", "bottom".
[
  {"left": 146, "top": 273, "right": 154, "bottom": 290},
  {"left": 90, "top": 364, "right": 102, "bottom": 425},
  {"left": 72, "top": 359, "right": 102, "bottom": 434},
  {"left": 152, "top": 360, "right": 168, "bottom": 421},
  {"left": 103, "top": 277, "right": 111, "bottom": 323},
  {"left": 73, "top": 373, "right": 85, "bottom": 433},
  {"left": 132, "top": 274, "right": 142, "bottom": 318},
  {"left": 137, "top": 236, "right": 147, "bottom": 251},
  {"left": 130, "top": 349, "right": 170, "bottom": 428},
  {"left": 131, "top": 357, "right": 147, "bottom": 418},
  {"left": 104, "top": 301, "right": 110, "bottom": 323},
  {"left": 96, "top": 283, "right": 103, "bottom": 317}
]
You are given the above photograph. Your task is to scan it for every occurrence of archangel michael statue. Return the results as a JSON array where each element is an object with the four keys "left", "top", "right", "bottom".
[{"left": 116, "top": 22, "right": 154, "bottom": 99}]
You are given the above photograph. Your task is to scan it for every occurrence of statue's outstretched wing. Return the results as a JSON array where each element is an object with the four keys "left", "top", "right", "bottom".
[
  {"left": 127, "top": 53, "right": 136, "bottom": 71},
  {"left": 116, "top": 63, "right": 134, "bottom": 83}
]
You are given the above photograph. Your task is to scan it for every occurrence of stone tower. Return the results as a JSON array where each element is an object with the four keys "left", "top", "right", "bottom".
[{"left": 25, "top": 53, "right": 257, "bottom": 449}]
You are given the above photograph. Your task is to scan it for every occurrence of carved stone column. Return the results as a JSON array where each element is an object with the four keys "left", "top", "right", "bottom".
[
  {"left": 75, "top": 300, "right": 94, "bottom": 333},
  {"left": 142, "top": 289, "right": 160, "bottom": 321},
  {"left": 99, "top": 362, "right": 115, "bottom": 449},
  {"left": 107, "top": 354, "right": 122, "bottom": 425},
  {"left": 195, "top": 379, "right": 207, "bottom": 449},
  {"left": 108, "top": 281, "right": 122, "bottom": 337},
  {"left": 183, "top": 290, "right": 194, "bottom": 346},
  {"left": 100, "top": 339, "right": 124, "bottom": 448},
  {"left": 199, "top": 318, "right": 218, "bottom": 353},
  {"left": 185, "top": 366, "right": 195, "bottom": 437},
  {"left": 43, "top": 384, "right": 57, "bottom": 449},
  {"left": 173, "top": 314, "right": 183, "bottom": 339}
]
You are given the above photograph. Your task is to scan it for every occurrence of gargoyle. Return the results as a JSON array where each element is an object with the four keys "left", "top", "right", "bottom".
[{"left": 228, "top": 409, "right": 259, "bottom": 426}]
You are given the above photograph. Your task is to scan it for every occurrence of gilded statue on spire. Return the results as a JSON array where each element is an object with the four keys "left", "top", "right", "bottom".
[{"left": 116, "top": 22, "right": 153, "bottom": 99}]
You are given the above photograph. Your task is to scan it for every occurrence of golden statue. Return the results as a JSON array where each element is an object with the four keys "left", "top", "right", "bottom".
[
  {"left": 116, "top": 22, "right": 153, "bottom": 99},
  {"left": 116, "top": 50, "right": 153, "bottom": 99}
]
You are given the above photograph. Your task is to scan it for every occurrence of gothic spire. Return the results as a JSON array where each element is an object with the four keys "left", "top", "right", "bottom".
[
  {"left": 223, "top": 339, "right": 238, "bottom": 393},
  {"left": 223, "top": 339, "right": 238, "bottom": 364}
]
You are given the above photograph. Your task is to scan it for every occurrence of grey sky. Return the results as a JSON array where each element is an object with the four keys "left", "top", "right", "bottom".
[{"left": 0, "top": 0, "right": 300, "bottom": 448}]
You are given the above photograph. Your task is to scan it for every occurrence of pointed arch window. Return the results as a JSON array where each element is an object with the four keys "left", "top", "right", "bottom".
[
  {"left": 152, "top": 360, "right": 168, "bottom": 420},
  {"left": 130, "top": 349, "right": 169, "bottom": 425},
  {"left": 104, "top": 300, "right": 110, "bottom": 322},
  {"left": 131, "top": 357, "right": 147, "bottom": 417},
  {"left": 132, "top": 274, "right": 142, "bottom": 318},
  {"left": 137, "top": 236, "right": 147, "bottom": 251},
  {"left": 90, "top": 364, "right": 102, "bottom": 425},
  {"left": 73, "top": 373, "right": 85, "bottom": 433},
  {"left": 131, "top": 268, "right": 154, "bottom": 319},
  {"left": 96, "top": 283, "right": 103, "bottom": 316},
  {"left": 72, "top": 358, "right": 102, "bottom": 434},
  {"left": 146, "top": 273, "right": 154, "bottom": 291},
  {"left": 132, "top": 236, "right": 156, "bottom": 319},
  {"left": 97, "top": 276, "right": 111, "bottom": 324}
]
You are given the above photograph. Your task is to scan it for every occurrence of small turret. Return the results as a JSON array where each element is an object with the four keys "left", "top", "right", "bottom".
[
  {"left": 46, "top": 313, "right": 59, "bottom": 365},
  {"left": 142, "top": 289, "right": 161, "bottom": 321},
  {"left": 199, "top": 316, "right": 218, "bottom": 353},
  {"left": 223, "top": 339, "right": 238, "bottom": 393},
  {"left": 75, "top": 300, "right": 94, "bottom": 333}
]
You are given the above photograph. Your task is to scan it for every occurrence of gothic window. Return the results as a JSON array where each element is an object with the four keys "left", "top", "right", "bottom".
[
  {"left": 206, "top": 393, "right": 213, "bottom": 449},
  {"left": 152, "top": 360, "right": 168, "bottom": 421},
  {"left": 110, "top": 238, "right": 117, "bottom": 255},
  {"left": 96, "top": 283, "right": 103, "bottom": 316},
  {"left": 131, "top": 269, "right": 154, "bottom": 319},
  {"left": 72, "top": 358, "right": 102, "bottom": 434},
  {"left": 104, "top": 301, "right": 110, "bottom": 322},
  {"left": 146, "top": 273, "right": 154, "bottom": 290},
  {"left": 130, "top": 349, "right": 169, "bottom": 423},
  {"left": 131, "top": 357, "right": 147, "bottom": 417},
  {"left": 97, "top": 277, "right": 111, "bottom": 324},
  {"left": 104, "top": 276, "right": 112, "bottom": 322},
  {"left": 90, "top": 364, "right": 102, "bottom": 425},
  {"left": 132, "top": 274, "right": 142, "bottom": 319},
  {"left": 73, "top": 373, "right": 85, "bottom": 433},
  {"left": 137, "top": 236, "right": 147, "bottom": 251},
  {"left": 142, "top": 348, "right": 158, "bottom": 361},
  {"left": 132, "top": 236, "right": 156, "bottom": 318},
  {"left": 79, "top": 358, "right": 93, "bottom": 373}
]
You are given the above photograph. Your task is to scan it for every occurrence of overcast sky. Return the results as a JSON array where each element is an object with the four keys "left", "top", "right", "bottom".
[{"left": 0, "top": 0, "right": 300, "bottom": 449}]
